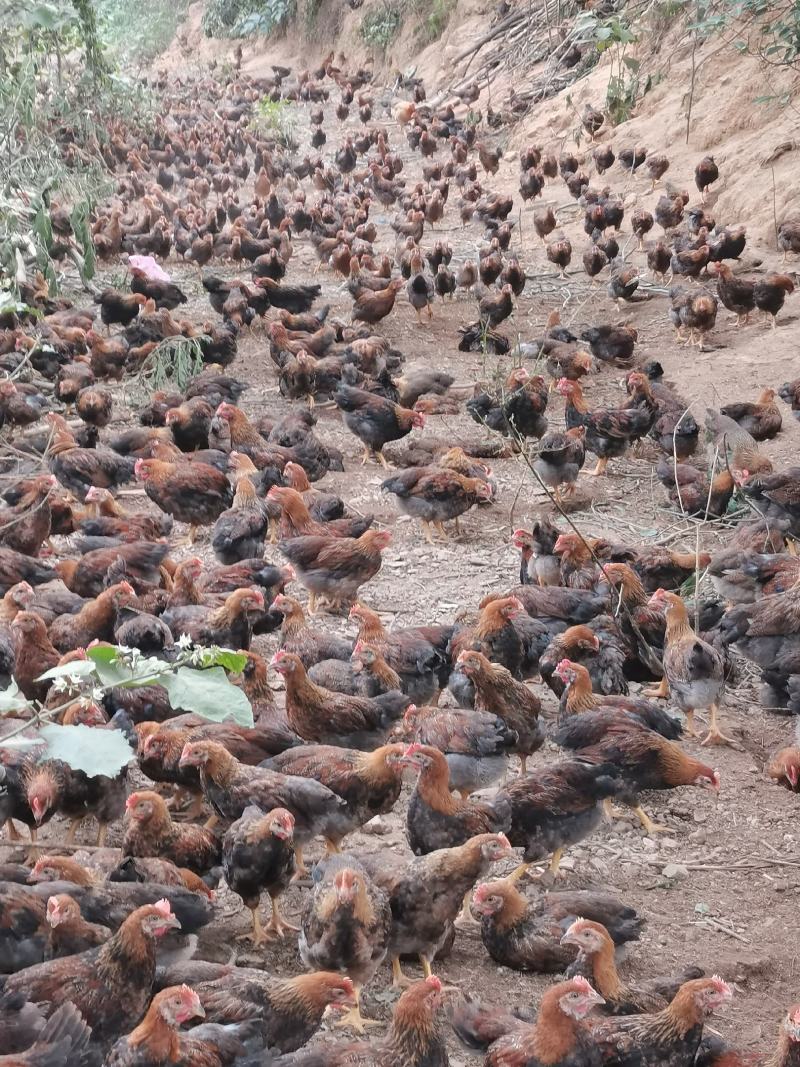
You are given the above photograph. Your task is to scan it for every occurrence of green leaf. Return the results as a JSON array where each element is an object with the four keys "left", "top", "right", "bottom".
[
  {"left": 622, "top": 56, "right": 641, "bottom": 70},
  {"left": 201, "top": 649, "right": 248, "bottom": 673},
  {"left": 0, "top": 681, "right": 30, "bottom": 715},
  {"left": 36, "top": 660, "right": 97, "bottom": 683},
  {"left": 162, "top": 666, "right": 253, "bottom": 726},
  {"left": 36, "top": 723, "right": 133, "bottom": 777}
]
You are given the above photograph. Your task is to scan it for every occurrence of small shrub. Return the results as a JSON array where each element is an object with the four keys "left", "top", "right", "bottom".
[
  {"left": 359, "top": 3, "right": 402, "bottom": 49},
  {"left": 202, "top": 0, "right": 296, "bottom": 37},
  {"left": 421, "top": 0, "right": 456, "bottom": 42}
]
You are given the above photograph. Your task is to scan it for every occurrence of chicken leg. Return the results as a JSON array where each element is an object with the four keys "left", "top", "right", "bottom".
[
  {"left": 632, "top": 805, "right": 669, "bottom": 835},
  {"left": 334, "top": 985, "right": 380, "bottom": 1032},
  {"left": 265, "top": 894, "right": 299, "bottom": 938},
  {"left": 589, "top": 457, "right": 608, "bottom": 476},
  {"left": 644, "top": 677, "right": 669, "bottom": 699},
  {"left": 419, "top": 954, "right": 433, "bottom": 979},
  {"left": 699, "top": 703, "right": 734, "bottom": 746},
  {"left": 392, "top": 956, "right": 413, "bottom": 988}
]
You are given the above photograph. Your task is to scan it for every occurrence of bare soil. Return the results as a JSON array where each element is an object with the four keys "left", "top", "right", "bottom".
[{"left": 13, "top": 22, "right": 800, "bottom": 1057}]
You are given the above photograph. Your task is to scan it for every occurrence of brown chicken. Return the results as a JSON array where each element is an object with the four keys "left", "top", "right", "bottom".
[
  {"left": 178, "top": 740, "right": 344, "bottom": 866},
  {"left": 278, "top": 528, "right": 392, "bottom": 614},
  {"left": 364, "top": 832, "right": 513, "bottom": 987},
  {"left": 558, "top": 376, "right": 657, "bottom": 476},
  {"left": 105, "top": 984, "right": 255, "bottom": 1067},
  {"left": 45, "top": 892, "right": 111, "bottom": 958},
  {"left": 720, "top": 388, "right": 782, "bottom": 440},
  {"left": 646, "top": 589, "right": 728, "bottom": 745},
  {"left": 48, "top": 581, "right": 136, "bottom": 651},
  {"left": 709, "top": 261, "right": 755, "bottom": 325},
  {"left": 135, "top": 458, "right": 233, "bottom": 540},
  {"left": 0, "top": 474, "right": 55, "bottom": 557},
  {"left": 5, "top": 901, "right": 181, "bottom": 1047},
  {"left": 754, "top": 273, "right": 795, "bottom": 328},
  {"left": 272, "top": 650, "right": 409, "bottom": 750},
  {"left": 80, "top": 486, "right": 173, "bottom": 541},
  {"left": 456, "top": 650, "right": 543, "bottom": 773},
  {"left": 352, "top": 278, "right": 405, "bottom": 324},
  {"left": 533, "top": 426, "right": 587, "bottom": 503},
  {"left": 222, "top": 806, "right": 297, "bottom": 944},
  {"left": 268, "top": 486, "right": 372, "bottom": 540},
  {"left": 298, "top": 854, "right": 392, "bottom": 1031},
  {"left": 381, "top": 466, "right": 493, "bottom": 543},
  {"left": 123, "top": 790, "right": 221, "bottom": 874},
  {"left": 272, "top": 593, "right": 354, "bottom": 667},
  {"left": 334, "top": 384, "right": 424, "bottom": 466}
]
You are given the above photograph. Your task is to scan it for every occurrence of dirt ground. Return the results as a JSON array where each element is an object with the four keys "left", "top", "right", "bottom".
[{"left": 12, "top": 44, "right": 800, "bottom": 1059}]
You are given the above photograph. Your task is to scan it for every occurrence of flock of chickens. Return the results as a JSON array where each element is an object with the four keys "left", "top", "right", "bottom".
[{"left": 1, "top": 41, "right": 800, "bottom": 1067}]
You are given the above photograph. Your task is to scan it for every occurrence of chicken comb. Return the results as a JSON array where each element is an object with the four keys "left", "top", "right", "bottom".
[
  {"left": 340, "top": 977, "right": 355, "bottom": 994},
  {"left": 154, "top": 898, "right": 173, "bottom": 918},
  {"left": 473, "top": 882, "right": 491, "bottom": 903},
  {"left": 125, "top": 792, "right": 140, "bottom": 809},
  {"left": 511, "top": 528, "right": 529, "bottom": 539},
  {"left": 178, "top": 984, "right": 197, "bottom": 1002},
  {"left": 789, "top": 1004, "right": 800, "bottom": 1025},
  {"left": 403, "top": 742, "right": 423, "bottom": 756},
  {"left": 555, "top": 658, "right": 574, "bottom": 674},
  {"left": 710, "top": 975, "right": 732, "bottom": 996},
  {"left": 495, "top": 832, "right": 511, "bottom": 849},
  {"left": 425, "top": 975, "right": 442, "bottom": 991},
  {"left": 403, "top": 704, "right": 418, "bottom": 720},
  {"left": 571, "top": 975, "right": 595, "bottom": 994}
]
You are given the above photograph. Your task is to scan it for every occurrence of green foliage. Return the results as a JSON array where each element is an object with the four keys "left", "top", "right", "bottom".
[
  {"left": 128, "top": 335, "right": 207, "bottom": 407},
  {"left": 417, "top": 0, "right": 455, "bottom": 43},
  {"left": 255, "top": 97, "right": 298, "bottom": 148},
  {"left": 360, "top": 3, "right": 402, "bottom": 49},
  {"left": 95, "top": 0, "right": 190, "bottom": 66},
  {"left": 162, "top": 666, "right": 253, "bottom": 725},
  {"left": 202, "top": 0, "right": 296, "bottom": 37},
  {"left": 38, "top": 724, "right": 134, "bottom": 776},
  {"left": 691, "top": 0, "right": 800, "bottom": 68},
  {"left": 575, "top": 11, "right": 647, "bottom": 124}
]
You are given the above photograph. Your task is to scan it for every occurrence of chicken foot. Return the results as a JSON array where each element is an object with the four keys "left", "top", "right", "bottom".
[
  {"left": 632, "top": 805, "right": 669, "bottom": 835},
  {"left": 391, "top": 956, "right": 413, "bottom": 988},
  {"left": 644, "top": 677, "right": 669, "bottom": 699},
  {"left": 334, "top": 985, "right": 381, "bottom": 1032},
  {"left": 588, "top": 457, "right": 609, "bottom": 477},
  {"left": 699, "top": 703, "right": 735, "bottom": 747}
]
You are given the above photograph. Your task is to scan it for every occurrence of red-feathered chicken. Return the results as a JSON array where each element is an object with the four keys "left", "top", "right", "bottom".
[
  {"left": 134, "top": 457, "right": 233, "bottom": 540},
  {"left": 4, "top": 901, "right": 181, "bottom": 1048},
  {"left": 381, "top": 465, "right": 493, "bottom": 543},
  {"left": 558, "top": 375, "right": 657, "bottom": 476},
  {"left": 278, "top": 529, "right": 392, "bottom": 615},
  {"left": 271, "top": 650, "right": 410, "bottom": 750},
  {"left": 122, "top": 790, "right": 221, "bottom": 875},
  {"left": 555, "top": 660, "right": 682, "bottom": 738},
  {"left": 161, "top": 587, "right": 265, "bottom": 650},
  {"left": 272, "top": 593, "right": 354, "bottom": 667},
  {"left": 349, "top": 603, "right": 452, "bottom": 704},
  {"left": 178, "top": 740, "right": 344, "bottom": 871}
]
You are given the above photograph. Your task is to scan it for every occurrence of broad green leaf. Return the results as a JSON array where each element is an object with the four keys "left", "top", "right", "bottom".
[
  {"left": 0, "top": 681, "right": 30, "bottom": 715},
  {"left": 203, "top": 649, "right": 248, "bottom": 673},
  {"left": 36, "top": 723, "right": 133, "bottom": 777},
  {"left": 37, "top": 660, "right": 97, "bottom": 683},
  {"left": 86, "top": 647, "right": 168, "bottom": 687},
  {"left": 162, "top": 666, "right": 253, "bottom": 726}
]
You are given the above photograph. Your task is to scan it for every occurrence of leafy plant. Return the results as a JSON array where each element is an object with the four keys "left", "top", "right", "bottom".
[
  {"left": 128, "top": 335, "right": 207, "bottom": 407},
  {"left": 254, "top": 97, "right": 297, "bottom": 148},
  {"left": 202, "top": 0, "right": 296, "bottom": 37},
  {"left": 0, "top": 644, "right": 254, "bottom": 778},
  {"left": 95, "top": 0, "right": 190, "bottom": 66},
  {"left": 575, "top": 11, "right": 647, "bottom": 125},
  {"left": 360, "top": 2, "right": 402, "bottom": 49},
  {"left": 418, "top": 0, "right": 455, "bottom": 43}
]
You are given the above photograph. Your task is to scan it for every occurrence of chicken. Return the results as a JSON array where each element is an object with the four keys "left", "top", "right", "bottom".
[
  {"left": 511, "top": 520, "right": 561, "bottom": 588},
  {"left": 135, "top": 457, "right": 233, "bottom": 540},
  {"left": 584, "top": 976, "right": 732, "bottom": 1065},
  {"left": 554, "top": 710, "right": 719, "bottom": 836},
  {"left": 0, "top": 1002, "right": 91, "bottom": 1065},
  {"left": 646, "top": 589, "right": 728, "bottom": 745},
  {"left": 351, "top": 279, "right": 405, "bottom": 324},
  {"left": 709, "top": 262, "right": 755, "bottom": 325},
  {"left": 533, "top": 427, "right": 587, "bottom": 503},
  {"left": 5, "top": 901, "right": 181, "bottom": 1048},
  {"left": 211, "top": 476, "right": 270, "bottom": 564},
  {"left": 94, "top": 289, "right": 148, "bottom": 330},
  {"left": 79, "top": 487, "right": 173, "bottom": 541},
  {"left": 47, "top": 418, "right": 135, "bottom": 501},
  {"left": 55, "top": 542, "right": 168, "bottom": 598},
  {"left": 223, "top": 805, "right": 297, "bottom": 944},
  {"left": 278, "top": 529, "right": 392, "bottom": 614},
  {"left": 105, "top": 984, "right": 257, "bottom": 1067},
  {"left": 268, "top": 486, "right": 372, "bottom": 540},
  {"left": 546, "top": 235, "right": 572, "bottom": 278},
  {"left": 364, "top": 832, "right": 513, "bottom": 986},
  {"left": 0, "top": 474, "right": 56, "bottom": 556},
  {"left": 165, "top": 397, "right": 213, "bottom": 452},
  {"left": 455, "top": 650, "right": 543, "bottom": 773},
  {"left": 754, "top": 273, "right": 795, "bottom": 328},
  {"left": 580, "top": 324, "right": 638, "bottom": 366},
  {"left": 557, "top": 375, "right": 657, "bottom": 476},
  {"left": 187, "top": 970, "right": 356, "bottom": 1053},
  {"left": 467, "top": 368, "right": 549, "bottom": 441},
  {"left": 348, "top": 603, "right": 452, "bottom": 703},
  {"left": 449, "top": 595, "right": 526, "bottom": 678},
  {"left": 272, "top": 650, "right": 409, "bottom": 750},
  {"left": 695, "top": 155, "right": 719, "bottom": 199},
  {"left": 451, "top": 975, "right": 605, "bottom": 1066},
  {"left": 555, "top": 660, "right": 681, "bottom": 738},
  {"left": 719, "top": 388, "right": 782, "bottom": 441},
  {"left": 45, "top": 892, "right": 111, "bottom": 958},
  {"left": 656, "top": 457, "right": 737, "bottom": 519},
  {"left": 669, "top": 286, "right": 718, "bottom": 349},
  {"left": 162, "top": 588, "right": 265, "bottom": 650},
  {"left": 472, "top": 878, "right": 642, "bottom": 972},
  {"left": 768, "top": 744, "right": 800, "bottom": 791},
  {"left": 272, "top": 593, "right": 353, "bottom": 667},
  {"left": 334, "top": 384, "right": 424, "bottom": 466},
  {"left": 561, "top": 918, "right": 703, "bottom": 1015},
  {"left": 264, "top": 742, "right": 404, "bottom": 849},
  {"left": 381, "top": 466, "right": 493, "bottom": 543},
  {"left": 123, "top": 790, "right": 221, "bottom": 875},
  {"left": 179, "top": 740, "right": 344, "bottom": 866},
  {"left": 297, "top": 855, "right": 392, "bottom": 1031},
  {"left": 48, "top": 580, "right": 136, "bottom": 651}
]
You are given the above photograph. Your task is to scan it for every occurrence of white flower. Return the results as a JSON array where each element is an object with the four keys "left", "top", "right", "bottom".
[
  {"left": 91, "top": 688, "right": 104, "bottom": 703},
  {"left": 176, "top": 633, "right": 194, "bottom": 651},
  {"left": 190, "top": 648, "right": 206, "bottom": 667},
  {"left": 51, "top": 678, "right": 69, "bottom": 694},
  {"left": 66, "top": 674, "right": 84, "bottom": 689}
]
